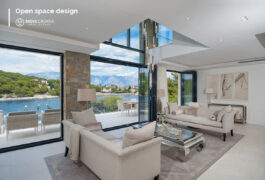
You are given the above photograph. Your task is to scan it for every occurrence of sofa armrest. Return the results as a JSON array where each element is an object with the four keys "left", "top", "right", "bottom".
[
  {"left": 62, "top": 119, "right": 74, "bottom": 147},
  {"left": 222, "top": 111, "right": 235, "bottom": 133}
]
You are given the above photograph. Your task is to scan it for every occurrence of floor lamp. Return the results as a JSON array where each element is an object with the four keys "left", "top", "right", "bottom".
[{"left": 77, "top": 88, "right": 96, "bottom": 109}]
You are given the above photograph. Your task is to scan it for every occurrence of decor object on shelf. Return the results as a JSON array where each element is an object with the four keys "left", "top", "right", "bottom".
[{"left": 77, "top": 88, "right": 96, "bottom": 109}]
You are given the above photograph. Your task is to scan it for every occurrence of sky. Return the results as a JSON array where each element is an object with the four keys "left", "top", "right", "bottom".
[
  {"left": 0, "top": 48, "right": 60, "bottom": 74},
  {"left": 0, "top": 23, "right": 173, "bottom": 77}
]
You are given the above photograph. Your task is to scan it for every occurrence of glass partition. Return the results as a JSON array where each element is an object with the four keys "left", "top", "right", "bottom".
[{"left": 181, "top": 72, "right": 197, "bottom": 105}]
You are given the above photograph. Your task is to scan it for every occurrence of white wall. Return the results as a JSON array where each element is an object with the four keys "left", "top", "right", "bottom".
[
  {"left": 157, "top": 65, "right": 168, "bottom": 111},
  {"left": 197, "top": 63, "right": 265, "bottom": 126}
]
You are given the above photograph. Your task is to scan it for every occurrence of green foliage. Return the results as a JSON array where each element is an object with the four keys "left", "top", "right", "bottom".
[
  {"left": 90, "top": 84, "right": 102, "bottom": 92},
  {"left": 0, "top": 70, "right": 60, "bottom": 97},
  {"left": 167, "top": 73, "right": 178, "bottom": 103},
  {"left": 92, "top": 96, "right": 123, "bottom": 113},
  {"left": 139, "top": 73, "right": 148, "bottom": 95}
]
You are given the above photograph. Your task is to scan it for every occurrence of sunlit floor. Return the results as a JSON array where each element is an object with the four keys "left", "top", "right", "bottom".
[{"left": 0, "top": 111, "right": 138, "bottom": 149}]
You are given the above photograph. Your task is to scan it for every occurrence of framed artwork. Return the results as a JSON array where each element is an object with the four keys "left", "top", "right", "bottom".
[
  {"left": 206, "top": 72, "right": 248, "bottom": 100},
  {"left": 220, "top": 73, "right": 234, "bottom": 99},
  {"left": 234, "top": 72, "right": 248, "bottom": 100}
]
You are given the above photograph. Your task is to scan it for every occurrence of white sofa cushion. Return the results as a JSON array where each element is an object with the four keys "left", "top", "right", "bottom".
[
  {"left": 122, "top": 122, "right": 156, "bottom": 148},
  {"left": 72, "top": 108, "right": 97, "bottom": 126},
  {"left": 167, "top": 114, "right": 222, "bottom": 128},
  {"left": 197, "top": 107, "right": 215, "bottom": 118}
]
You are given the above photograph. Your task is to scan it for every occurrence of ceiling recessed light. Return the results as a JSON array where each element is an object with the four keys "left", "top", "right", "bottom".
[
  {"left": 241, "top": 16, "right": 248, "bottom": 22},
  {"left": 185, "top": 17, "right": 190, "bottom": 21}
]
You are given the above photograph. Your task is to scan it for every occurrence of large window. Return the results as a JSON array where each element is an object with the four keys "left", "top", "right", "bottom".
[
  {"left": 0, "top": 46, "right": 62, "bottom": 150},
  {"left": 167, "top": 71, "right": 180, "bottom": 104},
  {"left": 90, "top": 61, "right": 140, "bottom": 128}
]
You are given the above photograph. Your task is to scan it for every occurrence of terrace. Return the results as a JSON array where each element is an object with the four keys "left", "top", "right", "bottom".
[{"left": 0, "top": 110, "right": 138, "bottom": 149}]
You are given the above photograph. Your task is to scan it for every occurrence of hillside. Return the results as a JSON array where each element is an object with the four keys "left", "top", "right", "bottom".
[{"left": 0, "top": 70, "right": 60, "bottom": 98}]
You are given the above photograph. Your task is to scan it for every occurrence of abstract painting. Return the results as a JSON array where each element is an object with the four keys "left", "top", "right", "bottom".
[
  {"left": 234, "top": 72, "right": 248, "bottom": 100},
  {"left": 220, "top": 73, "right": 234, "bottom": 99}
]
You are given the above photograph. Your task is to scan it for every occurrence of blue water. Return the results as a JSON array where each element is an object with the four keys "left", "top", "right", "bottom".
[
  {"left": 0, "top": 95, "right": 138, "bottom": 116},
  {"left": 0, "top": 98, "right": 61, "bottom": 116}
]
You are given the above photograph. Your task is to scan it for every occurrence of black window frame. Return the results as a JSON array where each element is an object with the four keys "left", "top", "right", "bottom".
[
  {"left": 166, "top": 69, "right": 197, "bottom": 106},
  {"left": 90, "top": 55, "right": 150, "bottom": 132},
  {"left": 0, "top": 43, "right": 64, "bottom": 153}
]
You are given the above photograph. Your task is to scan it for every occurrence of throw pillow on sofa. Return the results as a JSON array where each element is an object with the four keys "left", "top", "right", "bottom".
[
  {"left": 122, "top": 121, "right": 156, "bottom": 148},
  {"left": 167, "top": 103, "right": 179, "bottom": 114},
  {"left": 216, "top": 109, "right": 226, "bottom": 122},
  {"left": 72, "top": 108, "right": 97, "bottom": 126},
  {"left": 172, "top": 109, "right": 184, "bottom": 115}
]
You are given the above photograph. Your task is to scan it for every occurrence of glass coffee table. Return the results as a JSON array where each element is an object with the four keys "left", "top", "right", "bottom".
[{"left": 155, "top": 123, "right": 205, "bottom": 161}]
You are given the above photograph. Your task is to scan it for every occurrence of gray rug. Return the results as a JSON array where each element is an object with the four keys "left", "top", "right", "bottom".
[{"left": 45, "top": 131, "right": 243, "bottom": 180}]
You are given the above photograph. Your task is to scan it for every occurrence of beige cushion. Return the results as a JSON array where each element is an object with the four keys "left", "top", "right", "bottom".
[
  {"left": 122, "top": 122, "right": 156, "bottom": 148},
  {"left": 183, "top": 106, "right": 197, "bottom": 116},
  {"left": 197, "top": 107, "right": 215, "bottom": 118},
  {"left": 168, "top": 114, "right": 222, "bottom": 128},
  {"left": 93, "top": 130, "right": 119, "bottom": 141},
  {"left": 172, "top": 109, "right": 184, "bottom": 115},
  {"left": 72, "top": 108, "right": 97, "bottom": 126},
  {"left": 167, "top": 103, "right": 179, "bottom": 114}
]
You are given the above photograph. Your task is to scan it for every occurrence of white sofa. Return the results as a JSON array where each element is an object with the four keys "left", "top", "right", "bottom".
[
  {"left": 165, "top": 103, "right": 235, "bottom": 141},
  {"left": 63, "top": 120, "right": 162, "bottom": 180}
]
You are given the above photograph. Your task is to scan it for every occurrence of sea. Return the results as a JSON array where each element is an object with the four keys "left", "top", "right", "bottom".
[{"left": 0, "top": 95, "right": 138, "bottom": 116}]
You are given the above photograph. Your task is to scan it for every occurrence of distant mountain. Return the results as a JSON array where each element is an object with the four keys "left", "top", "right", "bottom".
[
  {"left": 26, "top": 72, "right": 137, "bottom": 86},
  {"left": 27, "top": 72, "right": 60, "bottom": 80},
  {"left": 91, "top": 75, "right": 138, "bottom": 87}
]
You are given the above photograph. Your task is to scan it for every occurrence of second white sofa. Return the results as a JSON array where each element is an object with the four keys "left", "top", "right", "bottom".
[
  {"left": 165, "top": 103, "right": 235, "bottom": 141},
  {"left": 63, "top": 119, "right": 162, "bottom": 180}
]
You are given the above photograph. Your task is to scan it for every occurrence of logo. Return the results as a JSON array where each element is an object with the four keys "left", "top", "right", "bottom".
[{"left": 15, "top": 18, "right": 24, "bottom": 27}]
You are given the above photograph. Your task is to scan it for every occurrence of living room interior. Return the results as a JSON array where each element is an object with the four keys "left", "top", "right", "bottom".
[{"left": 0, "top": 0, "right": 265, "bottom": 180}]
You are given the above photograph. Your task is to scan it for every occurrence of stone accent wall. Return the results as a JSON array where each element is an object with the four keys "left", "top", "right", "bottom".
[{"left": 64, "top": 51, "right": 90, "bottom": 119}]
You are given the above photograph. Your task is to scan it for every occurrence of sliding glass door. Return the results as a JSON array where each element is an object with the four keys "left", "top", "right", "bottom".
[
  {"left": 167, "top": 71, "right": 180, "bottom": 105},
  {"left": 181, "top": 72, "right": 197, "bottom": 105},
  {"left": 167, "top": 71, "right": 197, "bottom": 106},
  {"left": 90, "top": 61, "right": 141, "bottom": 128},
  {"left": 0, "top": 45, "right": 63, "bottom": 151}
]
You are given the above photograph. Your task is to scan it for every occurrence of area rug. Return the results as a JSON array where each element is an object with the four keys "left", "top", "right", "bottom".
[{"left": 45, "top": 131, "right": 243, "bottom": 180}]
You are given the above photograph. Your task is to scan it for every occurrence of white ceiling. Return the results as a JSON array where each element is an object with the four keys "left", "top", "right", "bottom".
[{"left": 1, "top": 0, "right": 265, "bottom": 68}]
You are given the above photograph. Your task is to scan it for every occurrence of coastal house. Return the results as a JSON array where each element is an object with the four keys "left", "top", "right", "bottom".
[{"left": 0, "top": 1, "right": 265, "bottom": 180}]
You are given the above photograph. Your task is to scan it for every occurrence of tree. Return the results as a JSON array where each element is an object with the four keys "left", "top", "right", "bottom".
[{"left": 167, "top": 73, "right": 178, "bottom": 103}]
